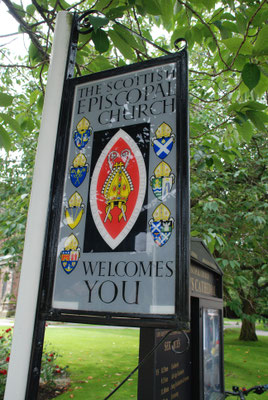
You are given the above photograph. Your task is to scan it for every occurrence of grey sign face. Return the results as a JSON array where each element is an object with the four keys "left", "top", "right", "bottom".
[{"left": 52, "top": 61, "right": 178, "bottom": 316}]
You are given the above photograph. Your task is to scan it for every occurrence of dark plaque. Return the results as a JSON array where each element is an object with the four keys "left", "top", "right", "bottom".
[
  {"left": 138, "top": 328, "right": 191, "bottom": 399},
  {"left": 190, "top": 263, "right": 218, "bottom": 298}
]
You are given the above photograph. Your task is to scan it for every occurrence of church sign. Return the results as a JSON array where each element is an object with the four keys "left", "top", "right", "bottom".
[{"left": 48, "top": 52, "right": 189, "bottom": 326}]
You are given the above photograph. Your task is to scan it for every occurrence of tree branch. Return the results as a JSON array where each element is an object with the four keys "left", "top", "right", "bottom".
[
  {"left": 190, "top": 81, "right": 242, "bottom": 104},
  {"left": 229, "top": 0, "right": 267, "bottom": 69},
  {"left": 2, "top": 0, "right": 49, "bottom": 61},
  {"left": 176, "top": 0, "right": 229, "bottom": 69}
]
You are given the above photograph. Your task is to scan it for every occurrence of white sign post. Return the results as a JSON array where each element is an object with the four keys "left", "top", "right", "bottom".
[{"left": 4, "top": 11, "right": 73, "bottom": 400}]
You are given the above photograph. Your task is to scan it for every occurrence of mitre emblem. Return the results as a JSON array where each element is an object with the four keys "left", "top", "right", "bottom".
[
  {"left": 70, "top": 152, "right": 88, "bottom": 188},
  {"left": 90, "top": 129, "right": 146, "bottom": 249},
  {"left": 64, "top": 192, "right": 84, "bottom": 229},
  {"left": 60, "top": 234, "right": 80, "bottom": 274},
  {"left": 73, "top": 117, "right": 92, "bottom": 150},
  {"left": 149, "top": 204, "right": 174, "bottom": 247},
  {"left": 150, "top": 161, "right": 175, "bottom": 200}
]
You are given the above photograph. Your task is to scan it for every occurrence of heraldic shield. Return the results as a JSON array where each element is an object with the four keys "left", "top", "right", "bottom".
[{"left": 90, "top": 129, "right": 147, "bottom": 249}]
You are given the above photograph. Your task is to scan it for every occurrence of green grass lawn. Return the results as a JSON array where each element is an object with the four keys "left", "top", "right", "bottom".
[
  {"left": 224, "top": 328, "right": 268, "bottom": 399},
  {"left": 1, "top": 325, "right": 268, "bottom": 399},
  {"left": 43, "top": 326, "right": 139, "bottom": 399}
]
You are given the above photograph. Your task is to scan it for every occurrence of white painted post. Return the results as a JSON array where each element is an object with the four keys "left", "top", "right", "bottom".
[{"left": 4, "top": 11, "right": 73, "bottom": 400}]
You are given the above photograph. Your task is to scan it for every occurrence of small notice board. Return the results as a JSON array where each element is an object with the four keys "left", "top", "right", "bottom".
[{"left": 42, "top": 51, "right": 189, "bottom": 327}]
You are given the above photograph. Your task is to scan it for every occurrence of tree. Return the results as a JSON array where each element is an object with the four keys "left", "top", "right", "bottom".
[
  {"left": 0, "top": 0, "right": 267, "bottom": 339},
  {"left": 191, "top": 130, "right": 268, "bottom": 340}
]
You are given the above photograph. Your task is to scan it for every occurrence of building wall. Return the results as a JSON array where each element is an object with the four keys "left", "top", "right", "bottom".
[{"left": 0, "top": 265, "right": 20, "bottom": 317}]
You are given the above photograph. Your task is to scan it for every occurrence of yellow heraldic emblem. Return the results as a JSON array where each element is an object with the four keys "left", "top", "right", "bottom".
[
  {"left": 60, "top": 234, "right": 80, "bottom": 274},
  {"left": 149, "top": 204, "right": 174, "bottom": 247},
  {"left": 65, "top": 192, "right": 84, "bottom": 229},
  {"left": 102, "top": 150, "right": 134, "bottom": 223},
  {"left": 155, "top": 122, "right": 172, "bottom": 138}
]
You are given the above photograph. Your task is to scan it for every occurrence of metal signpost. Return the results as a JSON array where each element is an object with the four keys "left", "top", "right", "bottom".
[{"left": 4, "top": 11, "right": 190, "bottom": 399}]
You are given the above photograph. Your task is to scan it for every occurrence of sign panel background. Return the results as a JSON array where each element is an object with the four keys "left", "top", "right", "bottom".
[{"left": 48, "top": 54, "right": 189, "bottom": 323}]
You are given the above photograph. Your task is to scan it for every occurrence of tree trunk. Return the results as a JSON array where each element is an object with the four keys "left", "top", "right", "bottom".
[
  {"left": 239, "top": 296, "right": 258, "bottom": 341},
  {"left": 239, "top": 318, "right": 258, "bottom": 341}
]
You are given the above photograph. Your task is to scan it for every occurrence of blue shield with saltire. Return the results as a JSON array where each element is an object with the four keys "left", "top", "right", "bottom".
[
  {"left": 153, "top": 137, "right": 174, "bottom": 159},
  {"left": 149, "top": 221, "right": 172, "bottom": 247}
]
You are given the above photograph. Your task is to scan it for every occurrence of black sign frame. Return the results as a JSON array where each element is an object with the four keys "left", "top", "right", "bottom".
[{"left": 39, "top": 51, "right": 189, "bottom": 329}]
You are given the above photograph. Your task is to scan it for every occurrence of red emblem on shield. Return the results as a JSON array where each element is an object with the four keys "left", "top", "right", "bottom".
[{"left": 90, "top": 129, "right": 147, "bottom": 249}]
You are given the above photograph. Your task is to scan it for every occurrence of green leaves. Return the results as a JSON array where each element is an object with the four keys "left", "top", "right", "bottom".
[
  {"left": 0, "top": 125, "right": 11, "bottom": 152},
  {"left": 253, "top": 25, "right": 268, "bottom": 56},
  {"left": 29, "top": 42, "right": 43, "bottom": 64},
  {"left": 141, "top": 0, "right": 162, "bottom": 15},
  {"left": 0, "top": 92, "right": 13, "bottom": 107},
  {"left": 0, "top": 113, "right": 23, "bottom": 136},
  {"left": 113, "top": 24, "right": 144, "bottom": 52},
  {"left": 86, "top": 15, "right": 109, "bottom": 32},
  {"left": 222, "top": 37, "right": 252, "bottom": 55},
  {"left": 90, "top": 56, "right": 113, "bottom": 73},
  {"left": 108, "top": 30, "right": 136, "bottom": 60},
  {"left": 242, "top": 63, "right": 261, "bottom": 90},
  {"left": 91, "top": 29, "right": 110, "bottom": 53}
]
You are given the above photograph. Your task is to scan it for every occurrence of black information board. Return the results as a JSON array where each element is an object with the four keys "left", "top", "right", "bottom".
[{"left": 138, "top": 328, "right": 191, "bottom": 399}]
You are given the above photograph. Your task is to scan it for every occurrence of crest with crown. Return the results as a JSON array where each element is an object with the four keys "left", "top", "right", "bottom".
[
  {"left": 73, "top": 117, "right": 92, "bottom": 150},
  {"left": 149, "top": 204, "right": 174, "bottom": 247},
  {"left": 101, "top": 150, "right": 134, "bottom": 223},
  {"left": 65, "top": 192, "right": 84, "bottom": 229},
  {"left": 152, "top": 122, "right": 175, "bottom": 160},
  {"left": 70, "top": 152, "right": 88, "bottom": 188},
  {"left": 150, "top": 161, "right": 175, "bottom": 200},
  {"left": 60, "top": 233, "right": 80, "bottom": 274}
]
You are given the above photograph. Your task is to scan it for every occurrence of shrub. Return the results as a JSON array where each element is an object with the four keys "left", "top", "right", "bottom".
[
  {"left": 41, "top": 345, "right": 69, "bottom": 386},
  {"left": 0, "top": 327, "right": 68, "bottom": 399},
  {"left": 0, "top": 328, "right": 12, "bottom": 398}
]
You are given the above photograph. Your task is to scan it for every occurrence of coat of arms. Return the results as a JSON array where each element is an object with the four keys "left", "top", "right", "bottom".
[
  {"left": 90, "top": 129, "right": 146, "bottom": 249},
  {"left": 60, "top": 234, "right": 80, "bottom": 274},
  {"left": 65, "top": 192, "right": 84, "bottom": 229},
  {"left": 149, "top": 204, "right": 174, "bottom": 247},
  {"left": 150, "top": 161, "right": 175, "bottom": 200},
  {"left": 73, "top": 117, "right": 92, "bottom": 149},
  {"left": 70, "top": 153, "right": 88, "bottom": 188},
  {"left": 152, "top": 122, "right": 175, "bottom": 159}
]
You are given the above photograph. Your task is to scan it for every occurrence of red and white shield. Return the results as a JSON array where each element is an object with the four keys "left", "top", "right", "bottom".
[{"left": 90, "top": 129, "right": 147, "bottom": 249}]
